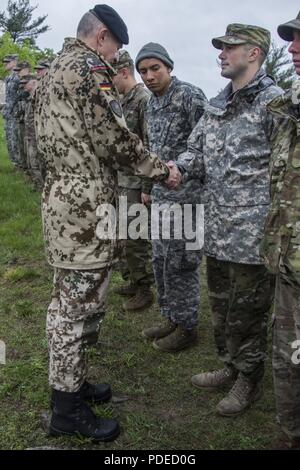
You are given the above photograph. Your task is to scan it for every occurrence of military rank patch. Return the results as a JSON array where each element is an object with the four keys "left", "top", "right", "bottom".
[
  {"left": 91, "top": 65, "right": 110, "bottom": 72},
  {"left": 110, "top": 100, "right": 123, "bottom": 118},
  {"left": 99, "top": 82, "right": 112, "bottom": 91}
]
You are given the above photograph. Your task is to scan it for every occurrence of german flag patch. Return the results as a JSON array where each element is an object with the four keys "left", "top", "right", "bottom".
[{"left": 99, "top": 82, "right": 112, "bottom": 92}]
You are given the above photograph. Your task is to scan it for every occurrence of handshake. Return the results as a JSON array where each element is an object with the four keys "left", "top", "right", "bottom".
[{"left": 164, "top": 161, "right": 182, "bottom": 190}]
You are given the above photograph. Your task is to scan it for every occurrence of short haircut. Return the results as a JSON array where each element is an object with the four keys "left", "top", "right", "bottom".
[
  {"left": 77, "top": 11, "right": 104, "bottom": 38},
  {"left": 244, "top": 43, "right": 267, "bottom": 66}
]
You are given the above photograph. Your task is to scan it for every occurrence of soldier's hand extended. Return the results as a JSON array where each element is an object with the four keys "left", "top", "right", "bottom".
[{"left": 165, "top": 161, "right": 182, "bottom": 190}]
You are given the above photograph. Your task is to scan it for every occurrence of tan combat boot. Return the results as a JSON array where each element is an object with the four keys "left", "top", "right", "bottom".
[
  {"left": 153, "top": 325, "right": 198, "bottom": 352},
  {"left": 113, "top": 283, "right": 137, "bottom": 297},
  {"left": 122, "top": 287, "right": 154, "bottom": 311},
  {"left": 217, "top": 374, "right": 263, "bottom": 417},
  {"left": 191, "top": 366, "right": 237, "bottom": 390},
  {"left": 142, "top": 319, "right": 177, "bottom": 340}
]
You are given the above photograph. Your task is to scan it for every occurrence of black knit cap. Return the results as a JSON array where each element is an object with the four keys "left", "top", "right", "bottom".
[{"left": 90, "top": 4, "right": 129, "bottom": 45}]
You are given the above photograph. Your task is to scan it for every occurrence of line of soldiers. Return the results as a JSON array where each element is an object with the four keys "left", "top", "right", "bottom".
[
  {"left": 2, "top": 3, "right": 300, "bottom": 449},
  {"left": 2, "top": 55, "right": 51, "bottom": 190}
]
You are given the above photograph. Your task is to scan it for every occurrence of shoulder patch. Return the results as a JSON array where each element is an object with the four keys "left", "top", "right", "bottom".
[{"left": 110, "top": 100, "right": 123, "bottom": 118}]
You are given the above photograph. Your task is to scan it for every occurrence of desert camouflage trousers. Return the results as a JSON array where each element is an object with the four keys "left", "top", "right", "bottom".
[
  {"left": 117, "top": 188, "right": 153, "bottom": 287},
  {"left": 207, "top": 257, "right": 274, "bottom": 383},
  {"left": 47, "top": 267, "right": 111, "bottom": 392},
  {"left": 273, "top": 266, "right": 300, "bottom": 440},
  {"left": 152, "top": 227, "right": 202, "bottom": 330}
]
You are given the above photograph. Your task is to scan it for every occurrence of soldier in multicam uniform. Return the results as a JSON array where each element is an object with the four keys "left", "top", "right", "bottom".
[
  {"left": 14, "top": 61, "right": 31, "bottom": 171},
  {"left": 34, "top": 5, "right": 178, "bottom": 442},
  {"left": 20, "top": 74, "right": 44, "bottom": 190},
  {"left": 112, "top": 50, "right": 154, "bottom": 312},
  {"left": 260, "top": 11, "right": 300, "bottom": 449},
  {"left": 175, "top": 24, "right": 282, "bottom": 416},
  {"left": 135, "top": 43, "right": 207, "bottom": 352},
  {"left": 2, "top": 55, "right": 21, "bottom": 168}
]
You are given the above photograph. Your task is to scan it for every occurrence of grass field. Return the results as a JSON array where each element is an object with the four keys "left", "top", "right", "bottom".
[{"left": 0, "top": 117, "right": 281, "bottom": 450}]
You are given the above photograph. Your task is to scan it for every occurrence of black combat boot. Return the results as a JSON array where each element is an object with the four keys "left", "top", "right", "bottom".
[
  {"left": 50, "top": 381, "right": 112, "bottom": 410},
  {"left": 49, "top": 390, "right": 120, "bottom": 442}
]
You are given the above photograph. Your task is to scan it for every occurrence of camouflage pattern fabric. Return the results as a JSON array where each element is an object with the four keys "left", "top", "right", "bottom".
[
  {"left": 212, "top": 23, "right": 271, "bottom": 55},
  {"left": 3, "top": 72, "right": 21, "bottom": 166},
  {"left": 24, "top": 97, "right": 44, "bottom": 188},
  {"left": 117, "top": 83, "right": 150, "bottom": 192},
  {"left": 47, "top": 268, "right": 111, "bottom": 392},
  {"left": 14, "top": 88, "right": 29, "bottom": 169},
  {"left": 206, "top": 256, "right": 274, "bottom": 383},
  {"left": 117, "top": 187, "right": 154, "bottom": 287},
  {"left": 273, "top": 266, "right": 300, "bottom": 440},
  {"left": 261, "top": 82, "right": 300, "bottom": 282},
  {"left": 178, "top": 69, "right": 283, "bottom": 264},
  {"left": 116, "top": 83, "right": 153, "bottom": 287},
  {"left": 261, "top": 82, "right": 300, "bottom": 441},
  {"left": 147, "top": 77, "right": 206, "bottom": 328},
  {"left": 34, "top": 38, "right": 169, "bottom": 271}
]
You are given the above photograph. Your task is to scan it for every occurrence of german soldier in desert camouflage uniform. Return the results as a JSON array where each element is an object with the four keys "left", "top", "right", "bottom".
[
  {"left": 112, "top": 50, "right": 154, "bottom": 312},
  {"left": 260, "top": 11, "right": 300, "bottom": 449},
  {"left": 135, "top": 43, "right": 207, "bottom": 353},
  {"left": 175, "top": 24, "right": 282, "bottom": 416},
  {"left": 34, "top": 5, "right": 179, "bottom": 442}
]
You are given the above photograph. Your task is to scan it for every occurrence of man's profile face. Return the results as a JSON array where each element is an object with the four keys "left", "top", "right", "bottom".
[
  {"left": 289, "top": 31, "right": 300, "bottom": 76},
  {"left": 218, "top": 44, "right": 251, "bottom": 80},
  {"left": 98, "top": 30, "right": 122, "bottom": 63},
  {"left": 5, "top": 60, "right": 17, "bottom": 72},
  {"left": 138, "top": 58, "right": 171, "bottom": 96}
]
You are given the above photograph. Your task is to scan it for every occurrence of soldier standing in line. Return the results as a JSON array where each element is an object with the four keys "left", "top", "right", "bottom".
[
  {"left": 20, "top": 74, "right": 44, "bottom": 190},
  {"left": 174, "top": 24, "right": 283, "bottom": 416},
  {"left": 136, "top": 43, "right": 207, "bottom": 352},
  {"left": 112, "top": 50, "right": 155, "bottom": 312},
  {"left": 34, "top": 5, "right": 179, "bottom": 442},
  {"left": 260, "top": 11, "right": 300, "bottom": 449},
  {"left": 14, "top": 61, "right": 31, "bottom": 171},
  {"left": 2, "top": 55, "right": 21, "bottom": 168},
  {"left": 34, "top": 59, "right": 51, "bottom": 78}
]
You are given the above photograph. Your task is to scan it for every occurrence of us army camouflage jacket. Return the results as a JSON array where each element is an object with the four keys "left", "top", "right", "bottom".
[
  {"left": 34, "top": 38, "right": 169, "bottom": 270},
  {"left": 260, "top": 81, "right": 300, "bottom": 282},
  {"left": 147, "top": 76, "right": 207, "bottom": 205},
  {"left": 117, "top": 83, "right": 151, "bottom": 192},
  {"left": 3, "top": 72, "right": 19, "bottom": 119},
  {"left": 178, "top": 69, "right": 282, "bottom": 264}
]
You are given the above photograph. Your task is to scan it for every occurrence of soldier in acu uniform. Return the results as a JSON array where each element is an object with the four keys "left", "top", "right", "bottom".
[
  {"left": 136, "top": 43, "right": 207, "bottom": 352},
  {"left": 2, "top": 55, "right": 20, "bottom": 167},
  {"left": 112, "top": 50, "right": 154, "bottom": 312},
  {"left": 14, "top": 61, "right": 31, "bottom": 171},
  {"left": 34, "top": 4, "right": 177, "bottom": 442},
  {"left": 176, "top": 24, "right": 282, "bottom": 416},
  {"left": 261, "top": 11, "right": 300, "bottom": 449}
]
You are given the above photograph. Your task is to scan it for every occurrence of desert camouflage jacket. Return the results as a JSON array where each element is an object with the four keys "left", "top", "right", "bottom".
[
  {"left": 117, "top": 83, "right": 151, "bottom": 192},
  {"left": 146, "top": 76, "right": 207, "bottom": 205},
  {"left": 178, "top": 69, "right": 282, "bottom": 264},
  {"left": 34, "top": 38, "right": 169, "bottom": 269},
  {"left": 260, "top": 81, "right": 300, "bottom": 282}
]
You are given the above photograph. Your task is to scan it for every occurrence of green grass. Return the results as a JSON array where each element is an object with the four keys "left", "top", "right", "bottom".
[{"left": 0, "top": 116, "right": 281, "bottom": 450}]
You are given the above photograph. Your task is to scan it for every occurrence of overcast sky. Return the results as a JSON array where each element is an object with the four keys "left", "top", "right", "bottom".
[{"left": 0, "top": 0, "right": 299, "bottom": 97}]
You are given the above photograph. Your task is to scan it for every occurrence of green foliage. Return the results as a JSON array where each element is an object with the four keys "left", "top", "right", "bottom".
[
  {"left": 0, "top": 32, "right": 55, "bottom": 79},
  {"left": 0, "top": 0, "right": 50, "bottom": 43},
  {"left": 265, "top": 41, "right": 297, "bottom": 90}
]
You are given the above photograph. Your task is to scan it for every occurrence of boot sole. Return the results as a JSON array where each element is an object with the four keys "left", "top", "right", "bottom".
[
  {"left": 49, "top": 425, "right": 120, "bottom": 443},
  {"left": 141, "top": 329, "right": 176, "bottom": 340},
  {"left": 191, "top": 381, "right": 234, "bottom": 391},
  {"left": 123, "top": 300, "right": 154, "bottom": 312}
]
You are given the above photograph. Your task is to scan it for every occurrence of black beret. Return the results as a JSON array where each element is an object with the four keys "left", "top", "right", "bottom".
[{"left": 90, "top": 4, "right": 129, "bottom": 45}]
